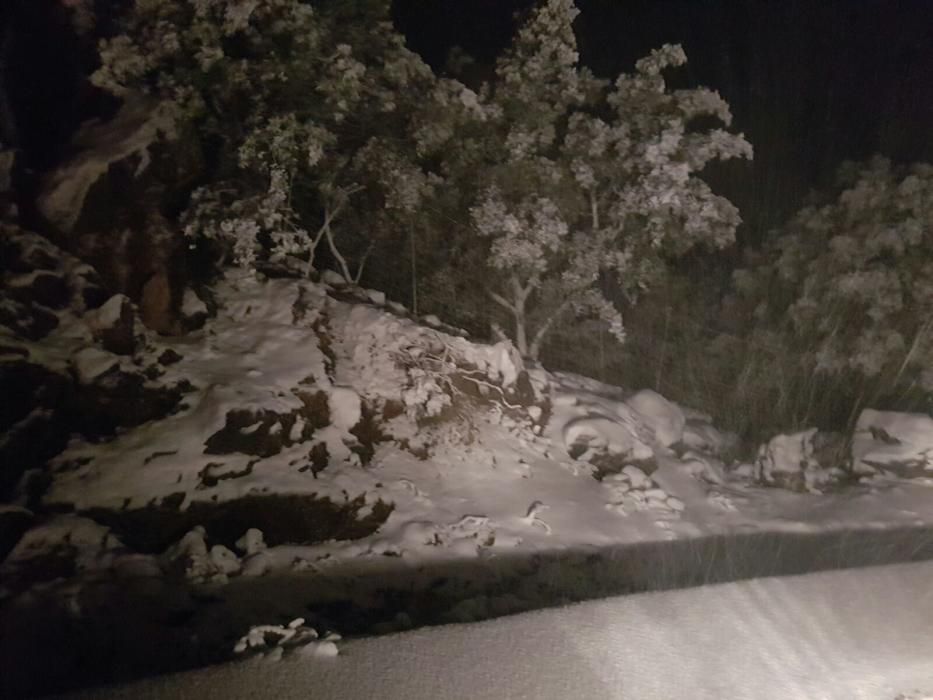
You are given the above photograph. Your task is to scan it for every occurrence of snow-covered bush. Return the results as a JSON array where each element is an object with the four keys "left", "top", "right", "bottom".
[
  {"left": 734, "top": 158, "right": 933, "bottom": 427},
  {"left": 94, "top": 0, "right": 438, "bottom": 275},
  {"left": 418, "top": 0, "right": 751, "bottom": 358}
]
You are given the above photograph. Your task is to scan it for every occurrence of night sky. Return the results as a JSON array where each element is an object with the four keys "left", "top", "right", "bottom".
[{"left": 3, "top": 0, "right": 932, "bottom": 239}]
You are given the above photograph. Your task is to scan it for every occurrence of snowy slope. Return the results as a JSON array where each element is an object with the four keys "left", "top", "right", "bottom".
[
  {"left": 5, "top": 270, "right": 933, "bottom": 590},
  {"left": 64, "top": 560, "right": 933, "bottom": 700}
]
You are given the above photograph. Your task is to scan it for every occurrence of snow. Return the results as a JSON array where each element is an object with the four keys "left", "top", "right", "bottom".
[
  {"left": 327, "top": 386, "right": 361, "bottom": 431},
  {"left": 72, "top": 346, "right": 120, "bottom": 383},
  {"left": 561, "top": 415, "right": 653, "bottom": 460},
  {"left": 755, "top": 428, "right": 833, "bottom": 492},
  {"left": 65, "top": 560, "right": 933, "bottom": 700},
  {"left": 87, "top": 294, "right": 128, "bottom": 330},
  {"left": 365, "top": 288, "right": 386, "bottom": 305},
  {"left": 624, "top": 388, "right": 686, "bottom": 447},
  {"left": 16, "top": 269, "right": 933, "bottom": 582},
  {"left": 4, "top": 516, "right": 125, "bottom": 576},
  {"left": 8, "top": 270, "right": 933, "bottom": 699},
  {"left": 43, "top": 272, "right": 335, "bottom": 510},
  {"left": 319, "top": 270, "right": 346, "bottom": 287},
  {"left": 681, "top": 420, "right": 729, "bottom": 455},
  {"left": 236, "top": 528, "right": 267, "bottom": 556},
  {"left": 853, "top": 409, "right": 933, "bottom": 476},
  {"left": 181, "top": 289, "right": 208, "bottom": 317}
]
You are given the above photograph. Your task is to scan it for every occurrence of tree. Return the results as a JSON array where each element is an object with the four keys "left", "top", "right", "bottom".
[
  {"left": 417, "top": 0, "right": 752, "bottom": 359},
  {"left": 735, "top": 157, "right": 933, "bottom": 418},
  {"left": 93, "top": 0, "right": 438, "bottom": 277}
]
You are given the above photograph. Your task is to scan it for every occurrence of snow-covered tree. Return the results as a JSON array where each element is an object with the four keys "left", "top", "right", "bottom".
[
  {"left": 735, "top": 157, "right": 933, "bottom": 403},
  {"left": 418, "top": 0, "right": 752, "bottom": 359},
  {"left": 93, "top": 0, "right": 438, "bottom": 276}
]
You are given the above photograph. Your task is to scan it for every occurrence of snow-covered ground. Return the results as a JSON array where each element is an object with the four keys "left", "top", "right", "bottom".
[
  {"left": 4, "top": 269, "right": 933, "bottom": 696},
  {"left": 7, "top": 271, "right": 933, "bottom": 579},
  {"left": 62, "top": 560, "right": 933, "bottom": 700}
]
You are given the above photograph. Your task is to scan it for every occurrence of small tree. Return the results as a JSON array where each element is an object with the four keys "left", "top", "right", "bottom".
[
  {"left": 419, "top": 0, "right": 752, "bottom": 359},
  {"left": 93, "top": 0, "right": 438, "bottom": 276}
]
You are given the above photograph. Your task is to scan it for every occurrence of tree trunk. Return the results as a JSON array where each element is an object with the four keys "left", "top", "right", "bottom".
[{"left": 514, "top": 303, "right": 528, "bottom": 358}]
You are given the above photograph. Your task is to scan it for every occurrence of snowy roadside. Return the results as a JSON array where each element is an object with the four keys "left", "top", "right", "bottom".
[{"left": 60, "top": 560, "right": 933, "bottom": 700}]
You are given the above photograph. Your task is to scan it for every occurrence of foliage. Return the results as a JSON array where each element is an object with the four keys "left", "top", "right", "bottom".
[
  {"left": 93, "top": 0, "right": 438, "bottom": 275},
  {"left": 416, "top": 0, "right": 752, "bottom": 359},
  {"left": 564, "top": 158, "right": 933, "bottom": 446},
  {"left": 730, "top": 157, "right": 933, "bottom": 434}
]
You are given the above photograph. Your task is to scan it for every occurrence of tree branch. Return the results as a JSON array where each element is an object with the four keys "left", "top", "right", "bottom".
[
  {"left": 529, "top": 299, "right": 572, "bottom": 360},
  {"left": 590, "top": 191, "right": 599, "bottom": 232},
  {"left": 314, "top": 185, "right": 362, "bottom": 280},
  {"left": 488, "top": 289, "right": 516, "bottom": 313},
  {"left": 353, "top": 240, "right": 376, "bottom": 284},
  {"left": 511, "top": 275, "right": 532, "bottom": 305}
]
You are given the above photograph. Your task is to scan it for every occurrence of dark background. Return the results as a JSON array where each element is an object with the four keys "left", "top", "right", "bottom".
[{"left": 2, "top": 0, "right": 932, "bottom": 241}]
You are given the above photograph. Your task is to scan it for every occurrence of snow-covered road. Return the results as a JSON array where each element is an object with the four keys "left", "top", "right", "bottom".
[{"left": 67, "top": 560, "right": 933, "bottom": 700}]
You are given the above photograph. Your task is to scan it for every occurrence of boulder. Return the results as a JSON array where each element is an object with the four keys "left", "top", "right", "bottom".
[
  {"left": 624, "top": 389, "right": 686, "bottom": 448},
  {"left": 754, "top": 429, "right": 843, "bottom": 492}
]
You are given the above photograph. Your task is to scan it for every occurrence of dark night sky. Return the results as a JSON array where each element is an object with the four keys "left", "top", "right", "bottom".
[{"left": 2, "top": 0, "right": 932, "bottom": 239}]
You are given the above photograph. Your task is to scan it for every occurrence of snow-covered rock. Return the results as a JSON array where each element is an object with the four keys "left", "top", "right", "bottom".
[
  {"left": 1, "top": 515, "right": 125, "bottom": 582},
  {"left": 677, "top": 451, "right": 727, "bottom": 485},
  {"left": 85, "top": 294, "right": 137, "bottom": 355},
  {"left": 236, "top": 528, "right": 267, "bottom": 556},
  {"left": 681, "top": 421, "right": 729, "bottom": 456},
  {"left": 622, "top": 465, "right": 651, "bottom": 488},
  {"left": 624, "top": 389, "right": 685, "bottom": 448},
  {"left": 755, "top": 429, "right": 840, "bottom": 493},
  {"left": 161, "top": 526, "right": 229, "bottom": 583},
  {"left": 852, "top": 409, "right": 933, "bottom": 478},
  {"left": 320, "top": 270, "right": 346, "bottom": 287},
  {"left": 181, "top": 288, "right": 208, "bottom": 318},
  {"left": 562, "top": 415, "right": 653, "bottom": 461},
  {"left": 233, "top": 619, "right": 338, "bottom": 660},
  {"left": 210, "top": 545, "right": 242, "bottom": 576},
  {"left": 366, "top": 289, "right": 386, "bottom": 306},
  {"left": 72, "top": 347, "right": 120, "bottom": 384},
  {"left": 241, "top": 551, "right": 272, "bottom": 577}
]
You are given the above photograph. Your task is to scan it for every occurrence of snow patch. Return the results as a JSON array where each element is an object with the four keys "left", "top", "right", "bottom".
[
  {"left": 562, "top": 415, "right": 653, "bottom": 461},
  {"left": 86, "top": 294, "right": 129, "bottom": 331},
  {"left": 853, "top": 409, "right": 933, "bottom": 476},
  {"left": 328, "top": 387, "right": 362, "bottom": 431},
  {"left": 72, "top": 346, "right": 119, "bottom": 383},
  {"left": 182, "top": 288, "right": 208, "bottom": 317}
]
